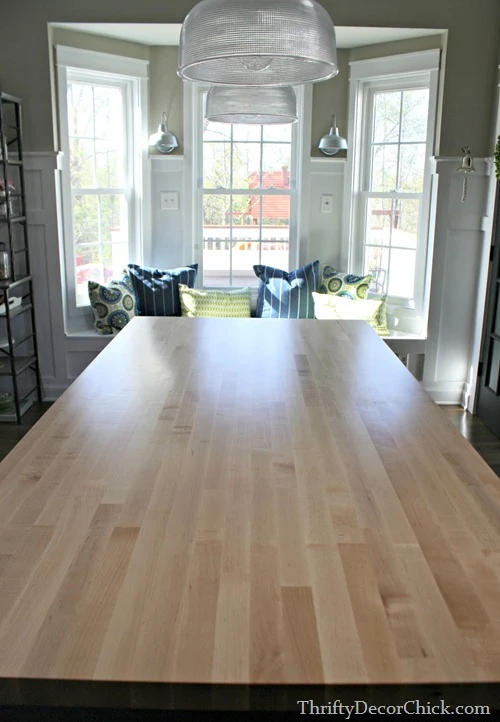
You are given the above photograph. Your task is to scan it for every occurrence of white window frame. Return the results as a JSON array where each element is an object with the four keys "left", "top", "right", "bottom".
[
  {"left": 343, "top": 50, "right": 441, "bottom": 335},
  {"left": 183, "top": 82, "right": 311, "bottom": 286},
  {"left": 55, "top": 45, "right": 149, "bottom": 331}
]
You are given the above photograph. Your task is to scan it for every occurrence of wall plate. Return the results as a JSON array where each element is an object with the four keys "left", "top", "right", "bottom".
[{"left": 161, "top": 191, "right": 179, "bottom": 210}]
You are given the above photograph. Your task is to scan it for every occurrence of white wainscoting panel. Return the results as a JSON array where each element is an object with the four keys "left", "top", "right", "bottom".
[
  {"left": 149, "top": 155, "right": 185, "bottom": 269},
  {"left": 24, "top": 153, "right": 69, "bottom": 399},
  {"left": 306, "top": 157, "right": 345, "bottom": 268},
  {"left": 423, "top": 156, "right": 493, "bottom": 405}
]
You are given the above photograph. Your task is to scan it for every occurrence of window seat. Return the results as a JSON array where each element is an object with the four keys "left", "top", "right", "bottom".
[{"left": 383, "top": 330, "right": 427, "bottom": 354}]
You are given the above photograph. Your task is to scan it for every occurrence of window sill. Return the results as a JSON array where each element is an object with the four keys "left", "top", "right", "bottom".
[{"left": 383, "top": 330, "right": 427, "bottom": 354}]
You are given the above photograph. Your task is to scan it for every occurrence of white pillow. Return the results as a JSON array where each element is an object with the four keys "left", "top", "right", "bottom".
[{"left": 312, "top": 292, "right": 389, "bottom": 336}]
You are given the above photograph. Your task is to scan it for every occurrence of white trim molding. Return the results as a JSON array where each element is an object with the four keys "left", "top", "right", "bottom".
[
  {"left": 55, "top": 45, "right": 149, "bottom": 78},
  {"left": 349, "top": 49, "right": 441, "bottom": 80}
]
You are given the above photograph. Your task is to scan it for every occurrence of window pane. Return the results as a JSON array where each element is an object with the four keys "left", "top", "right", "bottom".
[
  {"left": 203, "top": 194, "right": 231, "bottom": 286},
  {"left": 232, "top": 125, "right": 262, "bottom": 142},
  {"left": 203, "top": 120, "right": 232, "bottom": 142},
  {"left": 388, "top": 248, "right": 416, "bottom": 298},
  {"left": 203, "top": 240, "right": 230, "bottom": 286},
  {"left": 373, "top": 91, "right": 401, "bottom": 143},
  {"left": 401, "top": 88, "right": 429, "bottom": 142},
  {"left": 262, "top": 144, "right": 291, "bottom": 182},
  {"left": 68, "top": 83, "right": 94, "bottom": 137},
  {"left": 203, "top": 142, "right": 231, "bottom": 189},
  {"left": 394, "top": 199, "right": 420, "bottom": 249},
  {"left": 93, "top": 85, "right": 123, "bottom": 140},
  {"left": 261, "top": 241, "right": 289, "bottom": 270},
  {"left": 70, "top": 138, "right": 95, "bottom": 189},
  {"left": 95, "top": 140, "right": 124, "bottom": 188},
  {"left": 102, "top": 242, "right": 129, "bottom": 281},
  {"left": 232, "top": 143, "right": 262, "bottom": 189},
  {"left": 366, "top": 198, "right": 392, "bottom": 247},
  {"left": 262, "top": 195, "right": 290, "bottom": 228},
  {"left": 263, "top": 125, "right": 292, "bottom": 142},
  {"left": 100, "top": 194, "right": 128, "bottom": 245},
  {"left": 398, "top": 143, "right": 426, "bottom": 192},
  {"left": 75, "top": 244, "right": 102, "bottom": 307},
  {"left": 73, "top": 194, "right": 99, "bottom": 246},
  {"left": 232, "top": 241, "right": 261, "bottom": 286},
  {"left": 364, "top": 246, "right": 389, "bottom": 293},
  {"left": 371, "top": 144, "right": 398, "bottom": 192},
  {"left": 203, "top": 193, "right": 231, "bottom": 228}
]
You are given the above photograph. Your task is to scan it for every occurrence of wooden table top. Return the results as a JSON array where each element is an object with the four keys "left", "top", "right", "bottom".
[{"left": 1, "top": 317, "right": 500, "bottom": 708}]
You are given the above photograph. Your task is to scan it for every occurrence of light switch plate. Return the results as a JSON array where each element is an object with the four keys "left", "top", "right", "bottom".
[
  {"left": 321, "top": 194, "right": 333, "bottom": 213},
  {"left": 161, "top": 191, "right": 179, "bottom": 210}
]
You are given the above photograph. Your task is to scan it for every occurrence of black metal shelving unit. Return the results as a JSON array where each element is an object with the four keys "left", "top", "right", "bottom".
[{"left": 0, "top": 92, "right": 42, "bottom": 423}]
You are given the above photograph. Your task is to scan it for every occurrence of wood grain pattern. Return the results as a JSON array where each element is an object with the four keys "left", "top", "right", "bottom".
[{"left": 1, "top": 316, "right": 500, "bottom": 686}]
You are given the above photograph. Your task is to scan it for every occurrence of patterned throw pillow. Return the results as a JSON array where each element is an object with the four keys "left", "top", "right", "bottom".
[
  {"left": 253, "top": 261, "right": 320, "bottom": 318},
  {"left": 127, "top": 264, "right": 198, "bottom": 316},
  {"left": 179, "top": 285, "right": 252, "bottom": 318},
  {"left": 312, "top": 292, "right": 390, "bottom": 336},
  {"left": 319, "top": 264, "right": 372, "bottom": 300},
  {"left": 88, "top": 273, "right": 136, "bottom": 335}
]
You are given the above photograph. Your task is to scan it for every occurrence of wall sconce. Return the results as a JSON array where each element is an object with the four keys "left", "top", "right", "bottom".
[
  {"left": 318, "top": 114, "right": 347, "bottom": 155},
  {"left": 148, "top": 112, "right": 179, "bottom": 154},
  {"left": 456, "top": 146, "right": 475, "bottom": 202}
]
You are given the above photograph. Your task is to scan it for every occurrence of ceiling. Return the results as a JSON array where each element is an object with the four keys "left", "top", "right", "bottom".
[{"left": 50, "top": 23, "right": 443, "bottom": 48}]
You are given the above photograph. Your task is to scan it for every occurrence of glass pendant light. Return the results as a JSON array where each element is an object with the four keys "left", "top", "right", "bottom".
[
  {"left": 148, "top": 112, "right": 179, "bottom": 154},
  {"left": 206, "top": 86, "right": 297, "bottom": 124},
  {"left": 178, "top": 0, "right": 338, "bottom": 87},
  {"left": 318, "top": 114, "right": 347, "bottom": 155}
]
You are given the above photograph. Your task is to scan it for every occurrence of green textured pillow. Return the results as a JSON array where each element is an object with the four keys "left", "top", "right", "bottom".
[
  {"left": 319, "top": 264, "right": 372, "bottom": 300},
  {"left": 88, "top": 274, "right": 137, "bottom": 335},
  {"left": 179, "top": 284, "right": 252, "bottom": 318},
  {"left": 312, "top": 292, "right": 390, "bottom": 336}
]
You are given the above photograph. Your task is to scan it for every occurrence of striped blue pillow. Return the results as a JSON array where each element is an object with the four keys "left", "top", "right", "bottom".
[
  {"left": 253, "top": 261, "right": 320, "bottom": 319},
  {"left": 127, "top": 264, "right": 198, "bottom": 316}
]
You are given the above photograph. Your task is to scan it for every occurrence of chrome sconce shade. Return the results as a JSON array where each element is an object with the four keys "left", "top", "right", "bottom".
[
  {"left": 318, "top": 114, "right": 347, "bottom": 156},
  {"left": 205, "top": 86, "right": 298, "bottom": 124},
  {"left": 148, "top": 112, "right": 179, "bottom": 154},
  {"left": 178, "top": 0, "right": 338, "bottom": 87}
]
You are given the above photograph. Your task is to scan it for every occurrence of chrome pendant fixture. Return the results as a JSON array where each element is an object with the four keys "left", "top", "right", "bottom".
[
  {"left": 206, "top": 86, "right": 297, "bottom": 124},
  {"left": 178, "top": 0, "right": 338, "bottom": 87},
  {"left": 318, "top": 114, "right": 347, "bottom": 155},
  {"left": 148, "top": 112, "right": 179, "bottom": 154}
]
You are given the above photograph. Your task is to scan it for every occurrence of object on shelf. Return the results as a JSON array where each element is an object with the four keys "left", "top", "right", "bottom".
[
  {"left": 0, "top": 296, "right": 21, "bottom": 314},
  {"left": 0, "top": 179, "right": 16, "bottom": 218},
  {"left": 0, "top": 243, "right": 11, "bottom": 279},
  {"left": 0, "top": 391, "right": 12, "bottom": 410},
  {"left": 0, "top": 336, "right": 14, "bottom": 348}
]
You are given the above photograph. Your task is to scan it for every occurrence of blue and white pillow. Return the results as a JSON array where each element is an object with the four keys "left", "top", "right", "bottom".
[
  {"left": 88, "top": 271, "right": 137, "bottom": 335},
  {"left": 319, "top": 265, "right": 372, "bottom": 300},
  {"left": 127, "top": 264, "right": 198, "bottom": 316},
  {"left": 253, "top": 261, "right": 320, "bottom": 319}
]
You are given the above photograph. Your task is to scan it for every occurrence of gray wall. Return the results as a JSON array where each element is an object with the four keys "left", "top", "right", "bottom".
[
  {"left": 311, "top": 50, "right": 349, "bottom": 158},
  {"left": 1, "top": 0, "right": 499, "bottom": 156},
  {"left": 149, "top": 47, "right": 184, "bottom": 154}
]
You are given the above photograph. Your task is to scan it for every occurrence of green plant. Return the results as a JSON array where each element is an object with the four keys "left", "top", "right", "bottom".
[{"left": 495, "top": 134, "right": 500, "bottom": 180}]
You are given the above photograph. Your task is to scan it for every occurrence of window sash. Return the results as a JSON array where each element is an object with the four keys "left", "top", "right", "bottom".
[
  {"left": 346, "top": 64, "right": 438, "bottom": 330},
  {"left": 56, "top": 50, "right": 146, "bottom": 321},
  {"left": 194, "top": 85, "right": 301, "bottom": 287}
]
